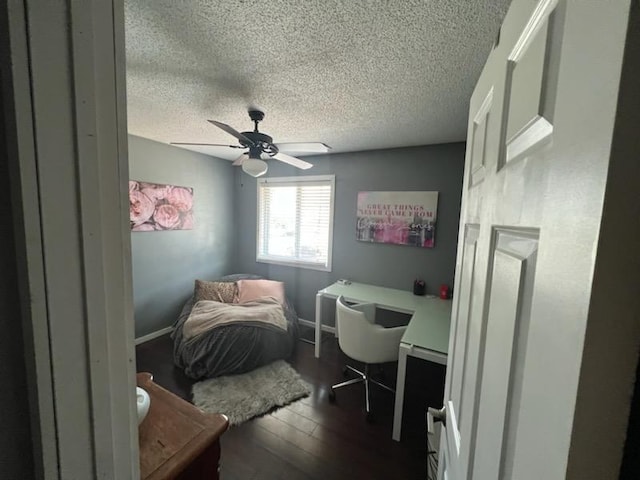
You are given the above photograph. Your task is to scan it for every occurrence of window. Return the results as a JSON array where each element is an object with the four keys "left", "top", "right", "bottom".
[{"left": 257, "top": 175, "right": 335, "bottom": 271}]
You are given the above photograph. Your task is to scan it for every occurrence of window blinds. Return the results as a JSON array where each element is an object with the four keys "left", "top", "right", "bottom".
[{"left": 257, "top": 177, "right": 334, "bottom": 269}]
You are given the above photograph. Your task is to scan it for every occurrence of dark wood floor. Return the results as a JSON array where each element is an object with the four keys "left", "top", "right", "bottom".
[{"left": 136, "top": 327, "right": 445, "bottom": 480}]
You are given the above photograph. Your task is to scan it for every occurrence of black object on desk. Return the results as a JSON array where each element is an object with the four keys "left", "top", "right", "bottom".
[{"left": 413, "top": 279, "right": 426, "bottom": 296}]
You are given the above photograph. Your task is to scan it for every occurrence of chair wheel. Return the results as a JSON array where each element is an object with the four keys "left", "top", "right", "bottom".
[
  {"left": 342, "top": 366, "right": 349, "bottom": 377},
  {"left": 328, "top": 389, "right": 336, "bottom": 403},
  {"left": 365, "top": 411, "right": 374, "bottom": 423}
]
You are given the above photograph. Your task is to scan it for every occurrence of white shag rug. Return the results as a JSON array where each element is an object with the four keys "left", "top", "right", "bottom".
[{"left": 192, "top": 360, "right": 311, "bottom": 425}]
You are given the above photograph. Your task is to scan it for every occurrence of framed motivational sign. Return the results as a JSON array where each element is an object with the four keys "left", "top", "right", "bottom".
[{"left": 356, "top": 191, "right": 438, "bottom": 248}]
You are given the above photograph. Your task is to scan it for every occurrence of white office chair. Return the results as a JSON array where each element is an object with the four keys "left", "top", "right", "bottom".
[{"left": 329, "top": 295, "right": 407, "bottom": 421}]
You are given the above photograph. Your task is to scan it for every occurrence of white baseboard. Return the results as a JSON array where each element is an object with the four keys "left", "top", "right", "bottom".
[
  {"left": 298, "top": 318, "right": 336, "bottom": 335},
  {"left": 135, "top": 326, "right": 174, "bottom": 345}
]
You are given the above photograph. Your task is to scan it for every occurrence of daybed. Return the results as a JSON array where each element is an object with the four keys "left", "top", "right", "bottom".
[{"left": 172, "top": 274, "right": 299, "bottom": 379}]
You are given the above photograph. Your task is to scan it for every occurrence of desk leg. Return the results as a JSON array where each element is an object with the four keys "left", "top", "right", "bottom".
[
  {"left": 393, "top": 343, "right": 410, "bottom": 441},
  {"left": 314, "top": 293, "right": 323, "bottom": 358}
]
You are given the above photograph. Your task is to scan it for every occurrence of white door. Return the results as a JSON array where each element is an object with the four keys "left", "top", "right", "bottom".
[{"left": 438, "top": 0, "right": 637, "bottom": 479}]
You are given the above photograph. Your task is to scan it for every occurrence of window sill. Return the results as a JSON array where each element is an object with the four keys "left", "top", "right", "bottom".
[{"left": 256, "top": 257, "right": 332, "bottom": 272}]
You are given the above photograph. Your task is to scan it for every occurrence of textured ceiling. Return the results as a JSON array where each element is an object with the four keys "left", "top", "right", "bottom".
[{"left": 125, "top": 0, "right": 510, "bottom": 160}]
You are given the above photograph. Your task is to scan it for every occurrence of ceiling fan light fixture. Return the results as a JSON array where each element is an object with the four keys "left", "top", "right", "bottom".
[
  {"left": 242, "top": 158, "right": 268, "bottom": 177},
  {"left": 174, "top": 110, "right": 320, "bottom": 171}
]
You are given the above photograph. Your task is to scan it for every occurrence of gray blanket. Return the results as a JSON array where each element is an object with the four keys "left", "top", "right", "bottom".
[
  {"left": 172, "top": 273, "right": 299, "bottom": 379},
  {"left": 183, "top": 297, "right": 287, "bottom": 340}
]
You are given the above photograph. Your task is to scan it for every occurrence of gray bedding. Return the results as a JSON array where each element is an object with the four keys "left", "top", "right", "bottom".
[
  {"left": 172, "top": 274, "right": 299, "bottom": 379},
  {"left": 182, "top": 297, "right": 288, "bottom": 340}
]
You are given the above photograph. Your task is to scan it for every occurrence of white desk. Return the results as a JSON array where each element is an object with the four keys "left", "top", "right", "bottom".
[{"left": 315, "top": 282, "right": 452, "bottom": 441}]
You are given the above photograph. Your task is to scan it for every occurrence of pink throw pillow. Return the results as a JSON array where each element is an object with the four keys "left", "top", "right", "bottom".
[{"left": 236, "top": 279, "right": 285, "bottom": 305}]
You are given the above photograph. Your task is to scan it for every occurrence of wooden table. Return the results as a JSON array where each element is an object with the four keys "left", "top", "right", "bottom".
[{"left": 137, "top": 372, "right": 228, "bottom": 479}]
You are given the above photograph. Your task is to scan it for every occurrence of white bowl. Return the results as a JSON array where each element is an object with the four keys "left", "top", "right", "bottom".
[{"left": 136, "top": 387, "right": 150, "bottom": 425}]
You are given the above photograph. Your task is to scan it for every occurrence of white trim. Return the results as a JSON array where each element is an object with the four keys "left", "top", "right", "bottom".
[
  {"left": 7, "top": 0, "right": 138, "bottom": 477},
  {"left": 256, "top": 256, "right": 332, "bottom": 272},
  {"left": 256, "top": 174, "right": 335, "bottom": 272},
  {"left": 259, "top": 174, "right": 335, "bottom": 185},
  {"left": 135, "top": 327, "right": 174, "bottom": 345},
  {"left": 508, "top": 0, "right": 558, "bottom": 63},
  {"left": 298, "top": 317, "right": 336, "bottom": 335},
  {"left": 505, "top": 114, "right": 553, "bottom": 163},
  {"left": 3, "top": 2, "right": 57, "bottom": 477}
]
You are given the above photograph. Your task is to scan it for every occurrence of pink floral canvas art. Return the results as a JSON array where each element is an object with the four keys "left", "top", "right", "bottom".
[
  {"left": 129, "top": 180, "right": 194, "bottom": 231},
  {"left": 356, "top": 191, "right": 438, "bottom": 248}
]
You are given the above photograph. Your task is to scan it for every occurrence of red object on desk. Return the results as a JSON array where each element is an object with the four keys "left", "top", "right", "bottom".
[{"left": 440, "top": 284, "right": 450, "bottom": 299}]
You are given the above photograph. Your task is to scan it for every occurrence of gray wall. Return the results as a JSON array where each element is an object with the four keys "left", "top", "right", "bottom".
[
  {"left": 233, "top": 143, "right": 465, "bottom": 323},
  {"left": 129, "top": 135, "right": 235, "bottom": 337}
]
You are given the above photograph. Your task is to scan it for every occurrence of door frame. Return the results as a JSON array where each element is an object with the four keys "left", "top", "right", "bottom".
[{"left": 2, "top": 0, "right": 138, "bottom": 478}]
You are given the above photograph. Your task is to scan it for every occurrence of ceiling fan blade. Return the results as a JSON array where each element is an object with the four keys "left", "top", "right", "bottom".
[
  {"left": 232, "top": 153, "right": 249, "bottom": 166},
  {"left": 208, "top": 120, "right": 255, "bottom": 145},
  {"left": 170, "top": 142, "right": 243, "bottom": 148},
  {"left": 271, "top": 152, "right": 313, "bottom": 170},
  {"left": 275, "top": 142, "right": 331, "bottom": 153}
]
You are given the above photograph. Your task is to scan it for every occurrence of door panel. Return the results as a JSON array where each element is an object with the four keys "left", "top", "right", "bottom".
[
  {"left": 501, "top": 2, "right": 556, "bottom": 166},
  {"left": 470, "top": 90, "right": 492, "bottom": 186},
  {"left": 441, "top": 225, "right": 479, "bottom": 480},
  {"left": 449, "top": 225, "right": 480, "bottom": 424},
  {"left": 471, "top": 230, "right": 539, "bottom": 480}
]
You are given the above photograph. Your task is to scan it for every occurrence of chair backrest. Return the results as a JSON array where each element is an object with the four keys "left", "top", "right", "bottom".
[{"left": 336, "top": 296, "right": 402, "bottom": 364}]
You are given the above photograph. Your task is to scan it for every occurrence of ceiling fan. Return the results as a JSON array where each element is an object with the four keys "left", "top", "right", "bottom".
[{"left": 171, "top": 110, "right": 331, "bottom": 177}]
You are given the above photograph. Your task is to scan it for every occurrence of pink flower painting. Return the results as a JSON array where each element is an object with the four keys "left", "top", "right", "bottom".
[{"left": 129, "top": 180, "right": 194, "bottom": 231}]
